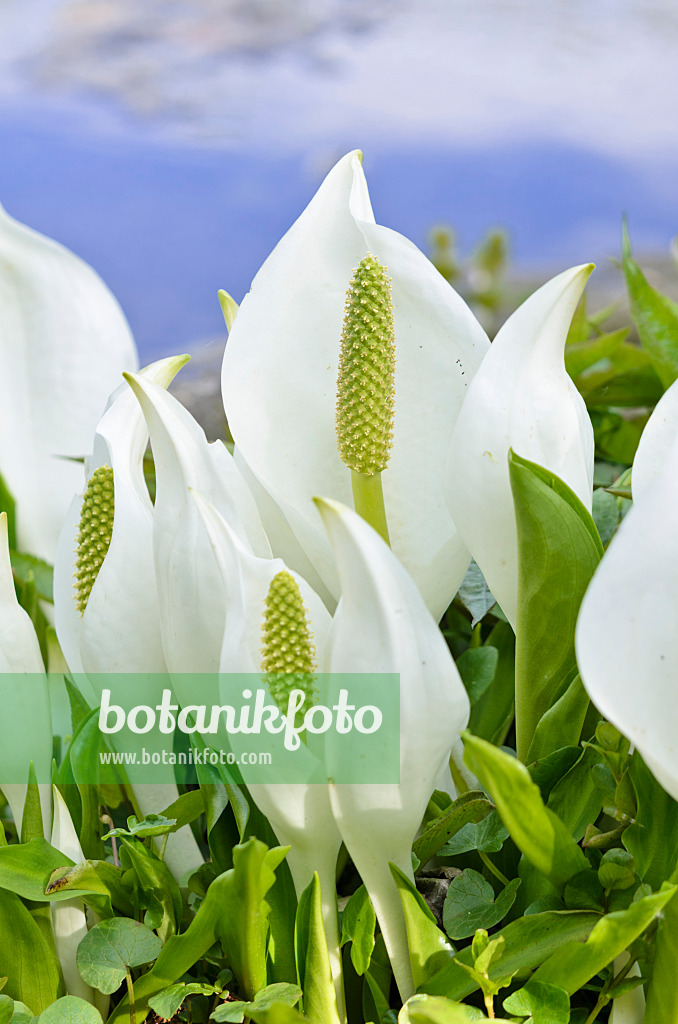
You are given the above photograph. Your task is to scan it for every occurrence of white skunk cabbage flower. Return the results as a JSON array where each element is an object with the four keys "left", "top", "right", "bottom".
[
  {"left": 0, "top": 205, "right": 138, "bottom": 560},
  {"left": 192, "top": 491, "right": 343, "bottom": 1019},
  {"left": 446, "top": 265, "right": 595, "bottom": 629},
  {"left": 221, "top": 150, "right": 489, "bottom": 620},
  {"left": 317, "top": 498, "right": 470, "bottom": 1002},
  {"left": 576, "top": 376, "right": 678, "bottom": 802},
  {"left": 53, "top": 356, "right": 204, "bottom": 881},
  {"left": 0, "top": 511, "right": 51, "bottom": 830}
]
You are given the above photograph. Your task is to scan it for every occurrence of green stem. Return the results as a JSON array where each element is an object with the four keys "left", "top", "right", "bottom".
[
  {"left": 350, "top": 470, "right": 390, "bottom": 544},
  {"left": 125, "top": 967, "right": 137, "bottom": 1024},
  {"left": 479, "top": 851, "right": 509, "bottom": 887}
]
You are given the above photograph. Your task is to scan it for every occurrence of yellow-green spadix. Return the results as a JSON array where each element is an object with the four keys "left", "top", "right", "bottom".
[{"left": 221, "top": 150, "right": 490, "bottom": 620}]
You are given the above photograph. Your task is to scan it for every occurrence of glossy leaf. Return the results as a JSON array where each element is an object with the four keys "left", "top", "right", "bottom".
[
  {"left": 623, "top": 221, "right": 678, "bottom": 389},
  {"left": 532, "top": 886, "right": 676, "bottom": 993},
  {"left": 442, "top": 871, "right": 521, "bottom": 940},
  {"left": 340, "top": 885, "right": 376, "bottom": 976},
  {"left": 390, "top": 864, "right": 456, "bottom": 988},
  {"left": 463, "top": 733, "right": 589, "bottom": 890},
  {"left": 422, "top": 910, "right": 599, "bottom": 1000},
  {"left": 509, "top": 451, "right": 602, "bottom": 760},
  {"left": 413, "top": 792, "right": 494, "bottom": 868},
  {"left": 295, "top": 873, "right": 341, "bottom": 1024},
  {"left": 0, "top": 888, "right": 61, "bottom": 1012},
  {"left": 502, "top": 980, "right": 570, "bottom": 1023},
  {"left": 76, "top": 918, "right": 162, "bottom": 995},
  {"left": 37, "top": 997, "right": 103, "bottom": 1024}
]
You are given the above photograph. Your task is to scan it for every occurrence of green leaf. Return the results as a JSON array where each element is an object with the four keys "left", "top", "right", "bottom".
[
  {"left": 532, "top": 884, "right": 676, "bottom": 993},
  {"left": 45, "top": 859, "right": 134, "bottom": 919},
  {"left": 598, "top": 850, "right": 635, "bottom": 891},
  {"left": 547, "top": 745, "right": 605, "bottom": 843},
  {"left": 623, "top": 751, "right": 678, "bottom": 889},
  {"left": 102, "top": 814, "right": 178, "bottom": 840},
  {"left": 591, "top": 488, "right": 620, "bottom": 548},
  {"left": 119, "top": 837, "right": 182, "bottom": 940},
  {"left": 527, "top": 674, "right": 590, "bottom": 765},
  {"left": 442, "top": 871, "right": 521, "bottom": 940},
  {"left": 295, "top": 872, "right": 340, "bottom": 1024},
  {"left": 463, "top": 734, "right": 589, "bottom": 890},
  {"left": 37, "top": 997, "right": 103, "bottom": 1024},
  {"left": 390, "top": 864, "right": 456, "bottom": 988},
  {"left": 21, "top": 763, "right": 44, "bottom": 844},
  {"left": 563, "top": 870, "right": 605, "bottom": 912},
  {"left": 0, "top": 838, "right": 74, "bottom": 902},
  {"left": 340, "top": 885, "right": 376, "bottom": 975},
  {"left": 645, "top": 882, "right": 678, "bottom": 1023},
  {"left": 622, "top": 221, "right": 678, "bottom": 388},
  {"left": 0, "top": 889, "right": 61, "bottom": 1012},
  {"left": 76, "top": 918, "right": 162, "bottom": 995},
  {"left": 467, "top": 622, "right": 515, "bottom": 746},
  {"left": 399, "top": 994, "right": 487, "bottom": 1022},
  {"left": 149, "top": 982, "right": 217, "bottom": 1019},
  {"left": 502, "top": 980, "right": 570, "bottom": 1023},
  {"left": 413, "top": 792, "right": 494, "bottom": 868},
  {"left": 159, "top": 788, "right": 205, "bottom": 831},
  {"left": 213, "top": 984, "right": 304, "bottom": 1024},
  {"left": 439, "top": 811, "right": 508, "bottom": 858},
  {"left": 421, "top": 911, "right": 599, "bottom": 1001},
  {"left": 565, "top": 327, "right": 628, "bottom": 378},
  {"left": 10, "top": 552, "right": 54, "bottom": 603},
  {"left": 508, "top": 451, "right": 603, "bottom": 761},
  {"left": 456, "top": 648, "right": 498, "bottom": 705}
]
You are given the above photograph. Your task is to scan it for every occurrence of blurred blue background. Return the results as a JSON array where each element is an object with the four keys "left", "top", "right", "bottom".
[{"left": 1, "top": 0, "right": 677, "bottom": 359}]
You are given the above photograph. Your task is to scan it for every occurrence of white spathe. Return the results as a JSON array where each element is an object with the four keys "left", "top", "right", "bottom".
[
  {"left": 446, "top": 264, "right": 595, "bottom": 629},
  {"left": 221, "top": 150, "right": 490, "bottom": 620},
  {"left": 317, "top": 498, "right": 470, "bottom": 1001},
  {"left": 0, "top": 205, "right": 138, "bottom": 561},
  {"left": 576, "top": 389, "right": 678, "bottom": 802}
]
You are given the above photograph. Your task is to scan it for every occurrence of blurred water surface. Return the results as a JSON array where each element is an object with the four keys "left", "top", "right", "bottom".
[{"left": 1, "top": 0, "right": 677, "bottom": 356}]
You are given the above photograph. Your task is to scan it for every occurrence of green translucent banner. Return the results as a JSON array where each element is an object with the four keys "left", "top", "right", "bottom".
[{"left": 0, "top": 673, "right": 401, "bottom": 786}]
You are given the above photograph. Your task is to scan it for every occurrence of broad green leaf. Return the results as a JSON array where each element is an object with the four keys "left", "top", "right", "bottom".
[
  {"left": 247, "top": 1005, "right": 308, "bottom": 1024},
  {"left": 439, "top": 810, "right": 508, "bottom": 857},
  {"left": 467, "top": 622, "right": 515, "bottom": 746},
  {"left": 0, "top": 996, "right": 10, "bottom": 1024},
  {"left": 547, "top": 745, "right": 605, "bottom": 843},
  {"left": 463, "top": 734, "right": 588, "bottom": 890},
  {"left": 563, "top": 870, "right": 604, "bottom": 913},
  {"left": 76, "top": 918, "right": 162, "bottom": 995},
  {"left": 532, "top": 885, "right": 676, "bottom": 993},
  {"left": 119, "top": 837, "right": 182, "bottom": 940},
  {"left": 623, "top": 222, "right": 678, "bottom": 388},
  {"left": 598, "top": 850, "right": 635, "bottom": 891},
  {"left": 159, "top": 788, "right": 205, "bottom": 830},
  {"left": 528, "top": 746, "right": 582, "bottom": 804},
  {"left": 37, "top": 997, "right": 103, "bottom": 1024},
  {"left": 0, "top": 889, "right": 61, "bottom": 1012},
  {"left": 422, "top": 910, "right": 599, "bottom": 1000},
  {"left": 442, "top": 871, "right": 520, "bottom": 940},
  {"left": 213, "top": 983, "right": 304, "bottom": 1024},
  {"left": 295, "top": 872, "right": 340, "bottom": 1024},
  {"left": 456, "top": 648, "right": 498, "bottom": 705},
  {"left": 413, "top": 792, "right": 494, "bottom": 868},
  {"left": 63, "top": 679, "right": 91, "bottom": 738},
  {"left": 527, "top": 674, "right": 590, "bottom": 764},
  {"left": 399, "top": 994, "right": 487, "bottom": 1022},
  {"left": 577, "top": 363, "right": 663, "bottom": 408},
  {"left": 502, "top": 980, "right": 570, "bottom": 1023},
  {"left": 0, "top": 838, "right": 74, "bottom": 902},
  {"left": 107, "top": 868, "right": 249, "bottom": 1023},
  {"left": 340, "top": 884, "right": 376, "bottom": 975},
  {"left": 565, "top": 327, "right": 628, "bottom": 378},
  {"left": 390, "top": 864, "right": 456, "bottom": 988},
  {"left": 45, "top": 859, "right": 134, "bottom": 919},
  {"left": 149, "top": 983, "right": 215, "bottom": 1020},
  {"left": 623, "top": 752, "right": 678, "bottom": 889},
  {"left": 509, "top": 451, "right": 603, "bottom": 761},
  {"left": 102, "top": 814, "right": 178, "bottom": 840}
]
